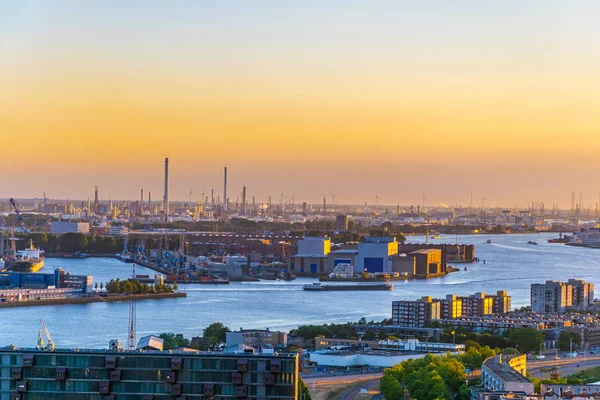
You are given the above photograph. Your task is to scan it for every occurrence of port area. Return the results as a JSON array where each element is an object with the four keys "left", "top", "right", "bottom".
[{"left": 0, "top": 292, "right": 186, "bottom": 308}]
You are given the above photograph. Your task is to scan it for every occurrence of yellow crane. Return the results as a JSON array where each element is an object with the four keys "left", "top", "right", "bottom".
[{"left": 37, "top": 320, "right": 55, "bottom": 351}]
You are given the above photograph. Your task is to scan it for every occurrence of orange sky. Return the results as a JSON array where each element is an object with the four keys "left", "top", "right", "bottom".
[{"left": 1, "top": 2, "right": 600, "bottom": 208}]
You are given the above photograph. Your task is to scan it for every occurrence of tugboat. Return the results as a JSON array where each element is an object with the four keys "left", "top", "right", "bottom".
[
  {"left": 7, "top": 240, "right": 45, "bottom": 272},
  {"left": 527, "top": 241, "right": 538, "bottom": 245}
]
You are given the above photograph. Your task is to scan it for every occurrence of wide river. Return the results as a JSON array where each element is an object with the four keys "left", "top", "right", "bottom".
[{"left": 2, "top": 233, "right": 599, "bottom": 348}]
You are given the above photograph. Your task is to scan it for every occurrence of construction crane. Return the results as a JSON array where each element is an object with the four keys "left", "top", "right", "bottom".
[
  {"left": 9, "top": 198, "right": 27, "bottom": 233},
  {"left": 37, "top": 320, "right": 55, "bottom": 351},
  {"left": 127, "top": 263, "right": 137, "bottom": 350}
]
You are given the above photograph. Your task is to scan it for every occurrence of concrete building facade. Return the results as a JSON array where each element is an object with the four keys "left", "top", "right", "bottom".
[
  {"left": 50, "top": 221, "right": 90, "bottom": 234},
  {"left": 392, "top": 296, "right": 441, "bottom": 327},
  {"left": 531, "top": 280, "right": 581, "bottom": 313},
  {"left": 355, "top": 237, "right": 398, "bottom": 274}
]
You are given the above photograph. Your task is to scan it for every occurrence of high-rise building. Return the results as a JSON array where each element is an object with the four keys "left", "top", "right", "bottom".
[
  {"left": 440, "top": 294, "right": 463, "bottom": 319},
  {"left": 531, "top": 280, "right": 574, "bottom": 314},
  {"left": 392, "top": 296, "right": 441, "bottom": 327},
  {"left": 569, "top": 278, "right": 594, "bottom": 308},
  {"left": 335, "top": 214, "right": 349, "bottom": 231},
  {"left": 0, "top": 347, "right": 298, "bottom": 399}
]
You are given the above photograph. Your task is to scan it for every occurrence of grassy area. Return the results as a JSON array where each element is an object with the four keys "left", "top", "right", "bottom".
[{"left": 570, "top": 366, "right": 600, "bottom": 383}]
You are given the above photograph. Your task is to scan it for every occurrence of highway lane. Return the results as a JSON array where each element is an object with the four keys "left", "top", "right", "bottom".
[{"left": 529, "top": 354, "right": 600, "bottom": 378}]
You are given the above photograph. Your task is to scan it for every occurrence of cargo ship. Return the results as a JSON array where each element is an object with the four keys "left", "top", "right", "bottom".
[
  {"left": 7, "top": 241, "right": 45, "bottom": 272},
  {"left": 303, "top": 282, "right": 393, "bottom": 291}
]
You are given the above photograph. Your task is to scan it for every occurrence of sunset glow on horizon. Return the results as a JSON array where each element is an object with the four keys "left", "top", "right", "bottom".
[{"left": 2, "top": 1, "right": 600, "bottom": 208}]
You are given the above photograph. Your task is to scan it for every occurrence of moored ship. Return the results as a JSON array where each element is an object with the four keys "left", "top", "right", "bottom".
[{"left": 7, "top": 241, "right": 45, "bottom": 272}]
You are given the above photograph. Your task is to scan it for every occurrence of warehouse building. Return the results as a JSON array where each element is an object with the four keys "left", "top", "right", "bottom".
[{"left": 50, "top": 221, "right": 90, "bottom": 234}]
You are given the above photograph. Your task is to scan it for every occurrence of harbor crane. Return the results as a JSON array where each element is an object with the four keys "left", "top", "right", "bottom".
[
  {"left": 37, "top": 320, "right": 55, "bottom": 351},
  {"left": 9, "top": 198, "right": 27, "bottom": 233}
]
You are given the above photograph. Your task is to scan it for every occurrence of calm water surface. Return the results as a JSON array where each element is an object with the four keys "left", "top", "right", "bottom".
[{"left": 2, "top": 233, "right": 598, "bottom": 348}]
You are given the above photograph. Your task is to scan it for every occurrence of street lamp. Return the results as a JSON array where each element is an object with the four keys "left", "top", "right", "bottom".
[{"left": 451, "top": 331, "right": 456, "bottom": 344}]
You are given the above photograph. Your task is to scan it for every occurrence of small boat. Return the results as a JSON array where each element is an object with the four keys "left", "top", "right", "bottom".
[
  {"left": 464, "top": 267, "right": 468, "bottom": 271},
  {"left": 527, "top": 241, "right": 538, "bottom": 245},
  {"left": 433, "top": 234, "right": 441, "bottom": 239},
  {"left": 486, "top": 240, "right": 492, "bottom": 244}
]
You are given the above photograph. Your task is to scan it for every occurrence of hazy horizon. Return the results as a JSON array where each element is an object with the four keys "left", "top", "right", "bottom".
[{"left": 2, "top": 1, "right": 600, "bottom": 208}]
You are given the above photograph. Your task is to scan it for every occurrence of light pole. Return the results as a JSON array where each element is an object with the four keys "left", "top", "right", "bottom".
[{"left": 452, "top": 331, "right": 456, "bottom": 345}]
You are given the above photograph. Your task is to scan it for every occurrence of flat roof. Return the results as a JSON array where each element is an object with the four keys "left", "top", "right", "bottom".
[
  {"left": 329, "top": 250, "right": 359, "bottom": 254},
  {"left": 409, "top": 249, "right": 441, "bottom": 255},
  {"left": 484, "top": 356, "right": 532, "bottom": 384},
  {"left": 0, "top": 347, "right": 297, "bottom": 358}
]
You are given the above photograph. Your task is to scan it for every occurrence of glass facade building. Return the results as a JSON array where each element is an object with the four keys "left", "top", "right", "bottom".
[{"left": 0, "top": 348, "right": 298, "bottom": 399}]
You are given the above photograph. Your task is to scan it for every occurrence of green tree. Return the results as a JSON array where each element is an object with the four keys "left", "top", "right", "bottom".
[
  {"left": 203, "top": 322, "right": 230, "bottom": 346},
  {"left": 159, "top": 333, "right": 190, "bottom": 350},
  {"left": 509, "top": 328, "right": 544, "bottom": 353},
  {"left": 57, "top": 232, "right": 88, "bottom": 253},
  {"left": 298, "top": 377, "right": 312, "bottom": 400},
  {"left": 557, "top": 331, "right": 581, "bottom": 352},
  {"left": 457, "top": 385, "right": 471, "bottom": 400}
]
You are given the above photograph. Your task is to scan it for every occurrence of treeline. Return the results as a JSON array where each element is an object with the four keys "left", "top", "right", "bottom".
[
  {"left": 104, "top": 278, "right": 176, "bottom": 295},
  {"left": 13, "top": 232, "right": 125, "bottom": 254},
  {"left": 380, "top": 347, "right": 500, "bottom": 400}
]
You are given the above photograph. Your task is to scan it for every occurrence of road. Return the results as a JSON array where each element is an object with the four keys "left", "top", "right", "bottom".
[
  {"left": 339, "top": 379, "right": 381, "bottom": 400},
  {"left": 528, "top": 354, "right": 600, "bottom": 378}
]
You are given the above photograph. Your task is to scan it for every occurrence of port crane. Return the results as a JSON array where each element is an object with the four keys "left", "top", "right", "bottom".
[
  {"left": 9, "top": 198, "right": 27, "bottom": 233},
  {"left": 37, "top": 320, "right": 55, "bottom": 351}
]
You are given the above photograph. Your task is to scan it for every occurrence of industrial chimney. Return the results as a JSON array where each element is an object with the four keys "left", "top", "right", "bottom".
[
  {"left": 164, "top": 158, "right": 169, "bottom": 218},
  {"left": 223, "top": 167, "right": 228, "bottom": 213},
  {"left": 242, "top": 185, "right": 247, "bottom": 217}
]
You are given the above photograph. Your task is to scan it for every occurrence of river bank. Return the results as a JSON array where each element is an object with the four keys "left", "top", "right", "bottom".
[{"left": 0, "top": 292, "right": 186, "bottom": 308}]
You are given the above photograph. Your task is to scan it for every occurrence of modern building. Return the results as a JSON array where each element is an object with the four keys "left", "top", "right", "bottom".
[
  {"left": 335, "top": 214, "right": 349, "bottom": 231},
  {"left": 440, "top": 295, "right": 463, "bottom": 319},
  {"left": 568, "top": 278, "right": 595, "bottom": 308},
  {"left": 290, "top": 237, "right": 330, "bottom": 276},
  {"left": 531, "top": 280, "right": 576, "bottom": 313},
  {"left": 0, "top": 347, "right": 298, "bottom": 399},
  {"left": 50, "top": 221, "right": 90, "bottom": 234},
  {"left": 108, "top": 225, "right": 129, "bottom": 236},
  {"left": 479, "top": 355, "right": 534, "bottom": 395},
  {"left": 393, "top": 291, "right": 512, "bottom": 326},
  {"left": 310, "top": 339, "right": 464, "bottom": 368},
  {"left": 392, "top": 296, "right": 441, "bottom": 327},
  {"left": 226, "top": 329, "right": 288, "bottom": 352},
  {"left": 355, "top": 236, "right": 398, "bottom": 273},
  {"left": 392, "top": 248, "right": 443, "bottom": 278}
]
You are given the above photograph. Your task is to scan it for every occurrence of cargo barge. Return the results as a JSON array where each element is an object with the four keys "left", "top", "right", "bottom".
[{"left": 303, "top": 282, "right": 393, "bottom": 291}]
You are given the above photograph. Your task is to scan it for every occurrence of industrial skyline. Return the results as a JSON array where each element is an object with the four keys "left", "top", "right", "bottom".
[{"left": 2, "top": 1, "right": 600, "bottom": 207}]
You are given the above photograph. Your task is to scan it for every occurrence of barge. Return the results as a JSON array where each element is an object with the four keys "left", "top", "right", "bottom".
[{"left": 303, "top": 282, "right": 393, "bottom": 291}]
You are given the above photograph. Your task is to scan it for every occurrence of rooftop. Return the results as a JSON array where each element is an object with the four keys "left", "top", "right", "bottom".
[{"left": 483, "top": 356, "right": 532, "bottom": 384}]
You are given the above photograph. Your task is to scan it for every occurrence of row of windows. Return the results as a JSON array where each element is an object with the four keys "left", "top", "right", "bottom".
[
  {"left": 6, "top": 368, "right": 292, "bottom": 384},
  {"left": 5, "top": 355, "right": 295, "bottom": 373},
  {"left": 1, "top": 379, "right": 296, "bottom": 396}
]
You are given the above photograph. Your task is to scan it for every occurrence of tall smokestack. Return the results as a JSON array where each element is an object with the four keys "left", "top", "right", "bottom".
[
  {"left": 140, "top": 189, "right": 144, "bottom": 214},
  {"left": 242, "top": 185, "right": 247, "bottom": 217},
  {"left": 148, "top": 191, "right": 151, "bottom": 215},
  {"left": 94, "top": 186, "right": 99, "bottom": 213},
  {"left": 223, "top": 167, "right": 228, "bottom": 213},
  {"left": 164, "top": 158, "right": 169, "bottom": 218}
]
